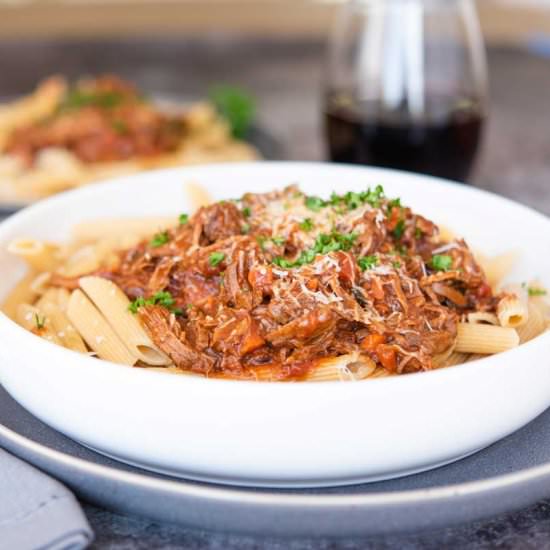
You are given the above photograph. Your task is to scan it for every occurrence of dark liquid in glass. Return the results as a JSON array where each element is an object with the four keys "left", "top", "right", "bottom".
[{"left": 324, "top": 92, "right": 484, "bottom": 182}]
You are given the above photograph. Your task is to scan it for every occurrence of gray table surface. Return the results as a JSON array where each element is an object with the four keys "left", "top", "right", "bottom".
[{"left": 1, "top": 36, "right": 550, "bottom": 548}]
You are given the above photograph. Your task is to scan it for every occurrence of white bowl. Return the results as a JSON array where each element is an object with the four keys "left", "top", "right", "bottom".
[{"left": 1, "top": 162, "right": 550, "bottom": 488}]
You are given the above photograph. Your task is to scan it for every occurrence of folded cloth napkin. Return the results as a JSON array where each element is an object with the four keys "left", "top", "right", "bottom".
[{"left": 0, "top": 448, "right": 94, "bottom": 550}]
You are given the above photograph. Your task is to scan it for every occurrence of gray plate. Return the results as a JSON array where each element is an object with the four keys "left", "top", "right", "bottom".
[{"left": 2, "top": 384, "right": 550, "bottom": 537}]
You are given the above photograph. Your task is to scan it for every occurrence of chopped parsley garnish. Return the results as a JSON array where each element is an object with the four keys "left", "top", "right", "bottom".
[
  {"left": 209, "top": 252, "right": 225, "bottom": 267},
  {"left": 128, "top": 291, "right": 181, "bottom": 315},
  {"left": 150, "top": 231, "right": 170, "bottom": 248},
  {"left": 393, "top": 219, "right": 405, "bottom": 240},
  {"left": 179, "top": 213, "right": 189, "bottom": 225},
  {"left": 241, "top": 223, "right": 250, "bottom": 234},
  {"left": 528, "top": 287, "right": 547, "bottom": 297},
  {"left": 271, "top": 236, "right": 285, "bottom": 246},
  {"left": 414, "top": 226, "right": 422, "bottom": 239},
  {"left": 58, "top": 89, "right": 125, "bottom": 113},
  {"left": 273, "top": 231, "right": 357, "bottom": 269},
  {"left": 387, "top": 198, "right": 402, "bottom": 212},
  {"left": 392, "top": 260, "right": 402, "bottom": 269},
  {"left": 299, "top": 218, "right": 314, "bottom": 232},
  {"left": 431, "top": 254, "right": 453, "bottom": 272},
  {"left": 304, "top": 185, "right": 393, "bottom": 214},
  {"left": 242, "top": 206, "right": 251, "bottom": 218},
  {"left": 34, "top": 314, "right": 46, "bottom": 330},
  {"left": 305, "top": 196, "right": 326, "bottom": 212},
  {"left": 358, "top": 255, "right": 378, "bottom": 271}
]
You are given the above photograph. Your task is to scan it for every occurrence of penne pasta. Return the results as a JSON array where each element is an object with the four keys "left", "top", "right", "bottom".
[
  {"left": 7, "top": 239, "right": 60, "bottom": 272},
  {"left": 66, "top": 289, "right": 137, "bottom": 365},
  {"left": 15, "top": 303, "right": 63, "bottom": 346},
  {"left": 36, "top": 288, "right": 87, "bottom": 352},
  {"left": 455, "top": 322, "right": 519, "bottom": 354},
  {"left": 497, "top": 284, "right": 529, "bottom": 328},
  {"left": 517, "top": 299, "right": 548, "bottom": 343},
  {"left": 1, "top": 271, "right": 38, "bottom": 320},
  {"left": 79, "top": 276, "right": 171, "bottom": 366},
  {"left": 466, "top": 312, "right": 499, "bottom": 325}
]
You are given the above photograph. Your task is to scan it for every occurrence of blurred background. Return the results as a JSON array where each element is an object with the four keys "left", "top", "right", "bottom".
[{"left": 0, "top": 0, "right": 548, "bottom": 210}]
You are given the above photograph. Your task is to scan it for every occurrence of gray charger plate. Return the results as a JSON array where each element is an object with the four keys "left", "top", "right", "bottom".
[{"left": 2, "top": 384, "right": 550, "bottom": 537}]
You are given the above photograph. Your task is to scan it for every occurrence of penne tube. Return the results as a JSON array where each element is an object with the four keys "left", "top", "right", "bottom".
[
  {"left": 29, "top": 272, "right": 52, "bottom": 295},
  {"left": 7, "top": 238, "right": 60, "bottom": 272},
  {"left": 36, "top": 288, "right": 87, "bottom": 352},
  {"left": 1, "top": 271, "right": 38, "bottom": 320},
  {"left": 71, "top": 217, "right": 178, "bottom": 244},
  {"left": 58, "top": 244, "right": 101, "bottom": 278},
  {"left": 517, "top": 299, "right": 548, "bottom": 343},
  {"left": 466, "top": 312, "right": 499, "bottom": 325},
  {"left": 497, "top": 284, "right": 528, "bottom": 328},
  {"left": 455, "top": 322, "right": 519, "bottom": 354},
  {"left": 79, "top": 276, "right": 171, "bottom": 366},
  {"left": 16, "top": 303, "right": 63, "bottom": 346},
  {"left": 441, "top": 351, "right": 470, "bottom": 368},
  {"left": 66, "top": 289, "right": 137, "bottom": 365}
]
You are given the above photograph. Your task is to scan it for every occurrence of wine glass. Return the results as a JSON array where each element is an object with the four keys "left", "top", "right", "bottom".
[{"left": 323, "top": 0, "right": 489, "bottom": 182}]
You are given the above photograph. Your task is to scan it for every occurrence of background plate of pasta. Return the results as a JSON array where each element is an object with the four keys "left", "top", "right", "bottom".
[
  {"left": 0, "top": 75, "right": 259, "bottom": 209},
  {"left": 0, "top": 162, "right": 549, "bottom": 488}
]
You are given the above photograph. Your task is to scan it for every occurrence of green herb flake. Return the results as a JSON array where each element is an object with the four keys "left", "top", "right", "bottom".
[
  {"left": 271, "top": 236, "right": 285, "bottom": 246},
  {"left": 150, "top": 231, "right": 170, "bottom": 248},
  {"left": 241, "top": 223, "right": 250, "bottom": 234},
  {"left": 272, "top": 231, "right": 357, "bottom": 269},
  {"left": 414, "top": 226, "right": 422, "bottom": 239},
  {"left": 179, "top": 213, "right": 189, "bottom": 225},
  {"left": 431, "top": 254, "right": 453, "bottom": 272},
  {"left": 34, "top": 313, "right": 46, "bottom": 330},
  {"left": 358, "top": 255, "right": 378, "bottom": 271},
  {"left": 393, "top": 219, "right": 405, "bottom": 240},
  {"left": 528, "top": 287, "right": 547, "bottom": 297},
  {"left": 209, "top": 251, "right": 226, "bottom": 267},
  {"left": 242, "top": 206, "right": 251, "bottom": 218},
  {"left": 387, "top": 198, "right": 402, "bottom": 212},
  {"left": 128, "top": 291, "right": 181, "bottom": 315},
  {"left": 305, "top": 196, "right": 327, "bottom": 212},
  {"left": 299, "top": 218, "right": 314, "bottom": 232},
  {"left": 392, "top": 260, "right": 402, "bottom": 269}
]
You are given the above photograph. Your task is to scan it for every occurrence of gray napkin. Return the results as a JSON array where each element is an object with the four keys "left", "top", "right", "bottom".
[{"left": 0, "top": 448, "right": 94, "bottom": 550}]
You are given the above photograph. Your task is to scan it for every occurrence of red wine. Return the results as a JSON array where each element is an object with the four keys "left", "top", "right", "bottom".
[{"left": 324, "top": 93, "right": 485, "bottom": 182}]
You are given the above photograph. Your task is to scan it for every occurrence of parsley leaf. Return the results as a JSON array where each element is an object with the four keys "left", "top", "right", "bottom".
[
  {"left": 305, "top": 196, "right": 327, "bottom": 212},
  {"left": 358, "top": 255, "right": 378, "bottom": 271},
  {"left": 150, "top": 231, "right": 170, "bottom": 248},
  {"left": 128, "top": 291, "right": 181, "bottom": 315},
  {"left": 271, "top": 236, "right": 285, "bottom": 246},
  {"left": 299, "top": 218, "right": 314, "bottom": 232},
  {"left": 273, "top": 231, "right": 357, "bottom": 269},
  {"left": 179, "top": 213, "right": 189, "bottom": 225},
  {"left": 209, "top": 252, "right": 225, "bottom": 267},
  {"left": 241, "top": 223, "right": 250, "bottom": 234},
  {"left": 431, "top": 254, "right": 453, "bottom": 272},
  {"left": 34, "top": 313, "right": 46, "bottom": 330},
  {"left": 242, "top": 206, "right": 251, "bottom": 218},
  {"left": 393, "top": 219, "right": 405, "bottom": 240}
]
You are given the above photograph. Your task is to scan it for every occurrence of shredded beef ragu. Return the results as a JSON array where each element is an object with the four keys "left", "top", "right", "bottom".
[{"left": 54, "top": 185, "right": 498, "bottom": 380}]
